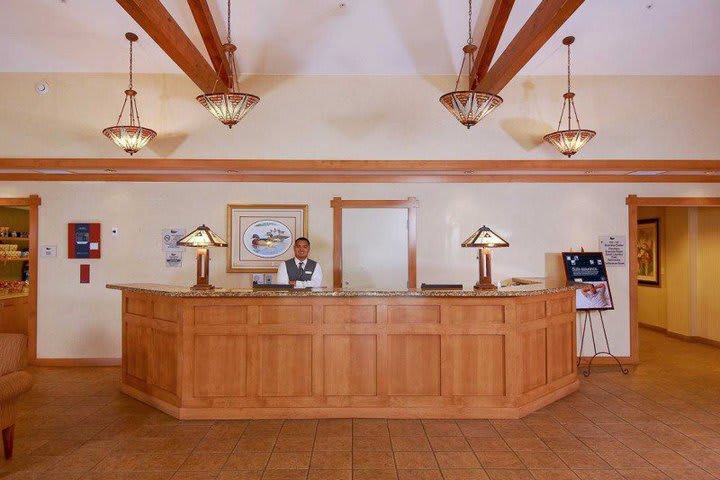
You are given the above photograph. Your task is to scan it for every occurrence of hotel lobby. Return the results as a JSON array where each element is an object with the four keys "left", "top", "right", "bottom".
[{"left": 1, "top": 0, "right": 720, "bottom": 479}]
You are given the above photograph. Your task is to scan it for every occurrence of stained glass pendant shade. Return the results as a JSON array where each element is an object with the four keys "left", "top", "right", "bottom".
[
  {"left": 439, "top": 0, "right": 502, "bottom": 129},
  {"left": 543, "top": 36, "right": 596, "bottom": 157},
  {"left": 462, "top": 226, "right": 509, "bottom": 248},
  {"left": 102, "top": 33, "right": 157, "bottom": 155},
  {"left": 197, "top": 0, "right": 259, "bottom": 128}
]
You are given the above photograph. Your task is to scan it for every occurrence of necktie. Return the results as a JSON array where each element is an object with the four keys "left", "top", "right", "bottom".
[{"left": 298, "top": 262, "right": 304, "bottom": 279}]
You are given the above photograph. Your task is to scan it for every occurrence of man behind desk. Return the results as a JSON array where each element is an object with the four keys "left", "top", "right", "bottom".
[{"left": 276, "top": 237, "right": 323, "bottom": 288}]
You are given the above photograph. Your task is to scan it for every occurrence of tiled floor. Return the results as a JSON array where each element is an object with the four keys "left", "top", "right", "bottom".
[{"left": 2, "top": 328, "right": 720, "bottom": 479}]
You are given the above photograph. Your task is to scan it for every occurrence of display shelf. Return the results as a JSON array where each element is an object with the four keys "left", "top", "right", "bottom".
[
  {"left": 0, "top": 237, "right": 29, "bottom": 242},
  {"left": 0, "top": 258, "right": 29, "bottom": 262}
]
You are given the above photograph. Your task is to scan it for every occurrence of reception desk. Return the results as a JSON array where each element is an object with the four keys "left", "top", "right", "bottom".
[{"left": 107, "top": 281, "right": 581, "bottom": 419}]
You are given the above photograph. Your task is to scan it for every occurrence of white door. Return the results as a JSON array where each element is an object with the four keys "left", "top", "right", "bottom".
[{"left": 342, "top": 208, "right": 408, "bottom": 290}]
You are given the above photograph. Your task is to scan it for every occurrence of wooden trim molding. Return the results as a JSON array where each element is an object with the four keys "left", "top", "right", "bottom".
[
  {"left": 331, "top": 197, "right": 418, "bottom": 289},
  {"left": 0, "top": 195, "right": 40, "bottom": 364},
  {"left": 627, "top": 195, "right": 720, "bottom": 365},
  {"left": 471, "top": 0, "right": 515, "bottom": 89},
  {"left": 639, "top": 323, "right": 720, "bottom": 349},
  {"left": 32, "top": 358, "right": 122, "bottom": 367},
  {"left": 187, "top": 0, "right": 232, "bottom": 88}
]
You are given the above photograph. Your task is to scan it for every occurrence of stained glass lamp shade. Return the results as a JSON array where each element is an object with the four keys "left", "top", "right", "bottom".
[
  {"left": 177, "top": 225, "right": 227, "bottom": 290},
  {"left": 439, "top": 0, "right": 502, "bottom": 129},
  {"left": 197, "top": 0, "right": 259, "bottom": 128},
  {"left": 462, "top": 226, "right": 509, "bottom": 290},
  {"left": 102, "top": 33, "right": 156, "bottom": 155},
  {"left": 543, "top": 36, "right": 596, "bottom": 157}
]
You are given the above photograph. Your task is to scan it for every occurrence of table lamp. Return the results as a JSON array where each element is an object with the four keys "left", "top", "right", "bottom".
[
  {"left": 177, "top": 224, "right": 227, "bottom": 290},
  {"left": 462, "top": 225, "right": 509, "bottom": 290}
]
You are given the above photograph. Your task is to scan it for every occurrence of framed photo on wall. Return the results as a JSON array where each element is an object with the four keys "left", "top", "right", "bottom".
[
  {"left": 637, "top": 218, "right": 660, "bottom": 286},
  {"left": 227, "top": 204, "right": 308, "bottom": 273}
]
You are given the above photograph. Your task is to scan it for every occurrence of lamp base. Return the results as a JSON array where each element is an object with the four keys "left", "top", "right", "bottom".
[
  {"left": 474, "top": 283, "right": 497, "bottom": 290},
  {"left": 191, "top": 284, "right": 215, "bottom": 290}
]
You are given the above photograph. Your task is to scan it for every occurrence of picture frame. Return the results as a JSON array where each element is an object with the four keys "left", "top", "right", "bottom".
[
  {"left": 637, "top": 218, "right": 660, "bottom": 286},
  {"left": 562, "top": 251, "right": 615, "bottom": 311},
  {"left": 227, "top": 204, "right": 308, "bottom": 273}
]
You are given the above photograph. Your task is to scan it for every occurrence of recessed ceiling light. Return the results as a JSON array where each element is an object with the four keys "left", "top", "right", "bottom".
[
  {"left": 105, "top": 169, "right": 117, "bottom": 173},
  {"left": 35, "top": 81, "right": 50, "bottom": 95},
  {"left": 584, "top": 171, "right": 594, "bottom": 175},
  {"left": 464, "top": 170, "right": 475, "bottom": 174}
]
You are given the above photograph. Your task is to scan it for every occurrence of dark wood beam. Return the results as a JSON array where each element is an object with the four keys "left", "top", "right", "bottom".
[
  {"left": 187, "top": 0, "right": 232, "bottom": 88},
  {"left": 470, "top": 0, "right": 515, "bottom": 90},
  {"left": 475, "top": 0, "right": 584, "bottom": 94},
  {"left": 116, "top": 0, "right": 226, "bottom": 92}
]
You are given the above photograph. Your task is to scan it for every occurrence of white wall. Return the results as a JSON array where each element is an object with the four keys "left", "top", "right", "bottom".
[{"left": 1, "top": 73, "right": 720, "bottom": 359}]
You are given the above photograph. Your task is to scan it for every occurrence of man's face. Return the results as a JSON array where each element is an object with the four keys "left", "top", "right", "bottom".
[{"left": 294, "top": 240, "right": 310, "bottom": 260}]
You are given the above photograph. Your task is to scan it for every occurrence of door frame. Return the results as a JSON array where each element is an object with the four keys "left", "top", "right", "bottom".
[
  {"left": 0, "top": 195, "right": 40, "bottom": 362},
  {"left": 626, "top": 195, "right": 720, "bottom": 363},
  {"left": 331, "top": 197, "right": 418, "bottom": 289}
]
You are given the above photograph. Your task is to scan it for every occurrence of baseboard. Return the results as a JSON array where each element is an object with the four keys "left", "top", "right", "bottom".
[
  {"left": 31, "top": 357, "right": 121, "bottom": 367},
  {"left": 639, "top": 323, "right": 720, "bottom": 349}
]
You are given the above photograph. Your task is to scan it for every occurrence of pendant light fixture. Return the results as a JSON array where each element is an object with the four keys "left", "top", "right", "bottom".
[
  {"left": 440, "top": 0, "right": 503, "bottom": 129},
  {"left": 102, "top": 33, "right": 157, "bottom": 155},
  {"left": 544, "top": 36, "right": 596, "bottom": 157},
  {"left": 196, "top": 0, "right": 259, "bottom": 128}
]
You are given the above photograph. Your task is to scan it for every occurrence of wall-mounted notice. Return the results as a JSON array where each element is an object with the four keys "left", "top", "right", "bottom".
[
  {"left": 599, "top": 235, "right": 626, "bottom": 266},
  {"left": 165, "top": 251, "right": 182, "bottom": 268},
  {"left": 162, "top": 228, "right": 186, "bottom": 252}
]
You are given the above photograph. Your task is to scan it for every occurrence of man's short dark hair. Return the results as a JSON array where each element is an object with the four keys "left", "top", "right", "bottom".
[{"left": 295, "top": 237, "right": 310, "bottom": 246}]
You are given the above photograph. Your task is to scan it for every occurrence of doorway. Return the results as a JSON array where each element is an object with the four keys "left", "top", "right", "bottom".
[
  {"left": 0, "top": 195, "right": 40, "bottom": 362},
  {"left": 331, "top": 197, "right": 417, "bottom": 289},
  {"left": 627, "top": 195, "right": 720, "bottom": 362}
]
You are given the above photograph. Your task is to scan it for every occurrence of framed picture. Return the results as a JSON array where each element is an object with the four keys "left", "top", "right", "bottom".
[
  {"left": 227, "top": 204, "right": 308, "bottom": 273},
  {"left": 637, "top": 218, "right": 660, "bottom": 286},
  {"left": 562, "top": 251, "right": 615, "bottom": 311}
]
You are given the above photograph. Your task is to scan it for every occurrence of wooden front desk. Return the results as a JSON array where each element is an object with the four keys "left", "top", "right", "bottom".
[{"left": 107, "top": 283, "right": 580, "bottom": 419}]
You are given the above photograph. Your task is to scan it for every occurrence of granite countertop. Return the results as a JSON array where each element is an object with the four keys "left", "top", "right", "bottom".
[{"left": 106, "top": 278, "right": 583, "bottom": 298}]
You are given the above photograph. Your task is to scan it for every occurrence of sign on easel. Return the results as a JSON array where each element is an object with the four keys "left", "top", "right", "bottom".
[{"left": 562, "top": 252, "right": 614, "bottom": 311}]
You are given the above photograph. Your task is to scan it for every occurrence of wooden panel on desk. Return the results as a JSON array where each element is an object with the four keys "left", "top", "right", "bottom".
[
  {"left": 126, "top": 296, "right": 148, "bottom": 316},
  {"left": 126, "top": 322, "right": 151, "bottom": 381},
  {"left": 446, "top": 335, "right": 505, "bottom": 395},
  {"left": 323, "top": 335, "right": 377, "bottom": 395},
  {"left": 152, "top": 299, "right": 178, "bottom": 322},
  {"left": 259, "top": 335, "right": 312, "bottom": 396},
  {"left": 516, "top": 301, "right": 546, "bottom": 323},
  {"left": 0, "top": 296, "right": 28, "bottom": 334},
  {"left": 547, "top": 296, "right": 573, "bottom": 316},
  {"left": 521, "top": 329, "right": 547, "bottom": 392},
  {"left": 388, "top": 335, "right": 440, "bottom": 395},
  {"left": 388, "top": 305, "right": 440, "bottom": 324},
  {"left": 195, "top": 305, "right": 248, "bottom": 325},
  {"left": 259, "top": 305, "right": 312, "bottom": 324},
  {"left": 448, "top": 305, "right": 505, "bottom": 325},
  {"left": 547, "top": 322, "right": 573, "bottom": 382},
  {"left": 194, "top": 335, "right": 247, "bottom": 397},
  {"left": 323, "top": 305, "right": 377, "bottom": 324},
  {"left": 151, "top": 329, "right": 178, "bottom": 394}
]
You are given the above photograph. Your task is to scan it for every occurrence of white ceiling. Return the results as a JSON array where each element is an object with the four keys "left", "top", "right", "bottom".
[{"left": 1, "top": 0, "right": 720, "bottom": 76}]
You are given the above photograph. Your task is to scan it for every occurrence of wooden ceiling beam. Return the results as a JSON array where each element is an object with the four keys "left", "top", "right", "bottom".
[
  {"left": 116, "top": 0, "right": 226, "bottom": 92},
  {"left": 470, "top": 0, "right": 515, "bottom": 90},
  {"left": 475, "top": 0, "right": 584, "bottom": 94},
  {"left": 187, "top": 0, "right": 232, "bottom": 88},
  {"left": 1, "top": 158, "right": 720, "bottom": 172}
]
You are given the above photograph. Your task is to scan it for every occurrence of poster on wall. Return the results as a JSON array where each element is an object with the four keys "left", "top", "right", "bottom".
[
  {"left": 637, "top": 219, "right": 660, "bottom": 286},
  {"left": 562, "top": 252, "right": 615, "bottom": 311},
  {"left": 227, "top": 204, "right": 308, "bottom": 273},
  {"left": 165, "top": 251, "right": 183, "bottom": 268},
  {"left": 68, "top": 223, "right": 101, "bottom": 259},
  {"left": 599, "top": 235, "right": 626, "bottom": 266}
]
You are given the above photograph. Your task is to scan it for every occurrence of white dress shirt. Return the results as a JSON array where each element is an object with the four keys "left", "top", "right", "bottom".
[{"left": 276, "top": 258, "right": 323, "bottom": 288}]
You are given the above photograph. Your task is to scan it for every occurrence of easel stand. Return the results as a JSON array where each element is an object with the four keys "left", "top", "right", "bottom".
[{"left": 577, "top": 309, "right": 629, "bottom": 377}]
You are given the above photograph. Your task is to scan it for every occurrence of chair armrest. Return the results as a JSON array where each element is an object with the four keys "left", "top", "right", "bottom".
[
  {"left": 0, "top": 334, "right": 27, "bottom": 375},
  {"left": 0, "top": 371, "right": 32, "bottom": 403}
]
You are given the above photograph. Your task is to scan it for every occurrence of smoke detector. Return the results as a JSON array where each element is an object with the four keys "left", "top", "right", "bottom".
[{"left": 35, "top": 81, "right": 50, "bottom": 95}]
